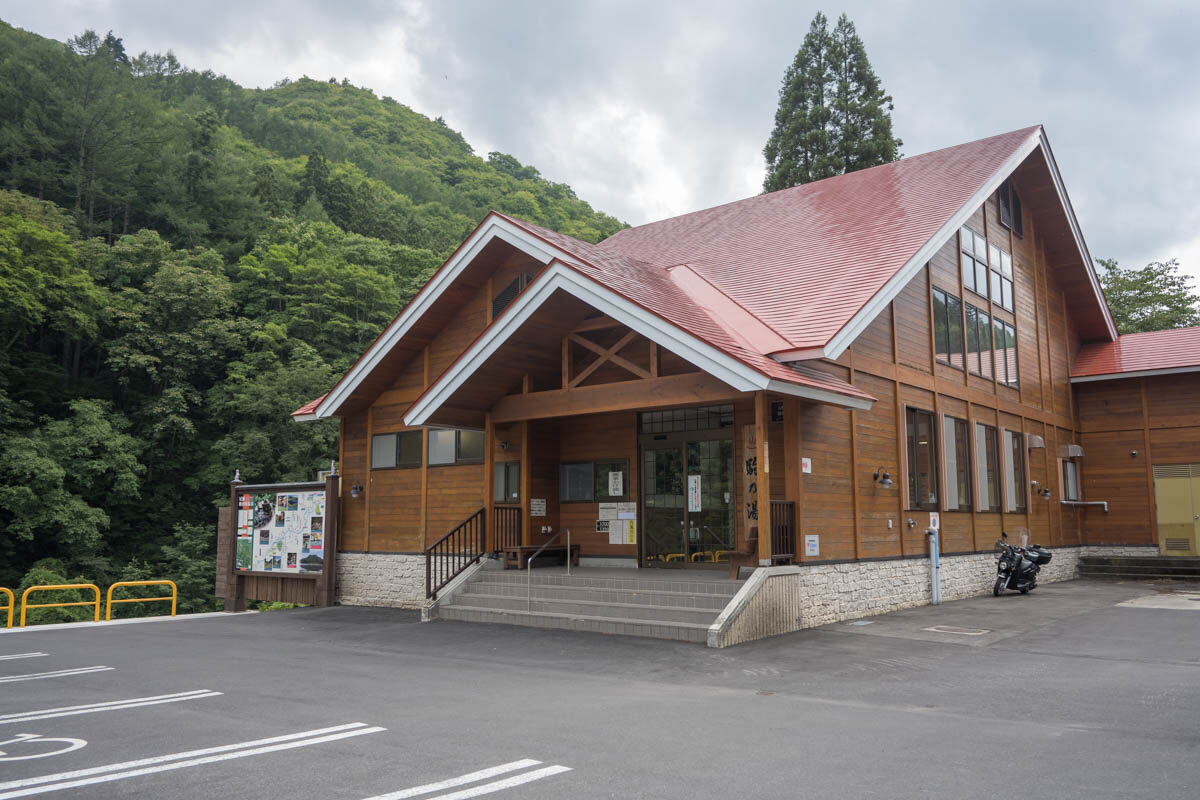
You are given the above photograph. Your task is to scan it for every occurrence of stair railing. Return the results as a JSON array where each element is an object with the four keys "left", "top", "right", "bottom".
[
  {"left": 526, "top": 527, "right": 570, "bottom": 610},
  {"left": 425, "top": 508, "right": 486, "bottom": 600}
]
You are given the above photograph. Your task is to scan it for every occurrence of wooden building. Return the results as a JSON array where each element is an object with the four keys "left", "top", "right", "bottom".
[{"left": 290, "top": 126, "right": 1197, "bottom": 619}]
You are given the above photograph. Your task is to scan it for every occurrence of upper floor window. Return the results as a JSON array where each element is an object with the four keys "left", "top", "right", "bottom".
[
  {"left": 906, "top": 408, "right": 939, "bottom": 511},
  {"left": 371, "top": 430, "right": 422, "bottom": 469},
  {"left": 965, "top": 303, "right": 993, "bottom": 379},
  {"left": 992, "top": 318, "right": 1019, "bottom": 389},
  {"left": 960, "top": 227, "right": 990, "bottom": 298},
  {"left": 988, "top": 243, "right": 1015, "bottom": 312},
  {"left": 932, "top": 288, "right": 964, "bottom": 370},
  {"left": 998, "top": 180, "right": 1023, "bottom": 237},
  {"left": 491, "top": 273, "right": 533, "bottom": 320},
  {"left": 428, "top": 428, "right": 484, "bottom": 466}
]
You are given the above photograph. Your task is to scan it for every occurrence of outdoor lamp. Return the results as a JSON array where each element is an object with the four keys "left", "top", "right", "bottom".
[
  {"left": 350, "top": 481, "right": 364, "bottom": 499},
  {"left": 872, "top": 467, "right": 893, "bottom": 488}
]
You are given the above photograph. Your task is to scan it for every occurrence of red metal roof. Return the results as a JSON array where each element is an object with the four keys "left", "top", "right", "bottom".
[
  {"left": 1072, "top": 327, "right": 1200, "bottom": 380},
  {"left": 597, "top": 126, "right": 1043, "bottom": 351},
  {"left": 291, "top": 393, "right": 327, "bottom": 417}
]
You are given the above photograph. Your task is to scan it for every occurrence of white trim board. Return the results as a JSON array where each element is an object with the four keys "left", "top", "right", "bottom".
[
  {"left": 1070, "top": 365, "right": 1200, "bottom": 383},
  {"left": 404, "top": 262, "right": 871, "bottom": 427},
  {"left": 312, "top": 215, "right": 570, "bottom": 419}
]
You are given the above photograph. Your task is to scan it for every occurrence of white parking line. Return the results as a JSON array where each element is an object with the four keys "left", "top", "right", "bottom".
[
  {"left": 359, "top": 759, "right": 572, "bottom": 800},
  {"left": 0, "top": 667, "right": 113, "bottom": 684},
  {"left": 0, "top": 690, "right": 222, "bottom": 725},
  {"left": 0, "top": 722, "right": 386, "bottom": 799},
  {"left": 0, "top": 655, "right": 47, "bottom": 662}
]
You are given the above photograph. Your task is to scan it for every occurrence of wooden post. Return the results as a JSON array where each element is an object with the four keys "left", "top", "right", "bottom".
[
  {"left": 783, "top": 396, "right": 803, "bottom": 560},
  {"left": 520, "top": 419, "right": 531, "bottom": 545},
  {"left": 755, "top": 391, "right": 772, "bottom": 565},
  {"left": 484, "top": 412, "right": 495, "bottom": 552},
  {"left": 315, "top": 472, "right": 340, "bottom": 607}
]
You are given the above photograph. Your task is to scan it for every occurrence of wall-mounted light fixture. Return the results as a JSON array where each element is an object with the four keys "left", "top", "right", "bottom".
[
  {"left": 498, "top": 440, "right": 509, "bottom": 451},
  {"left": 1040, "top": 487, "right": 1052, "bottom": 500},
  {"left": 872, "top": 467, "right": 893, "bottom": 488},
  {"left": 1130, "top": 449, "right": 1138, "bottom": 458},
  {"left": 349, "top": 481, "right": 364, "bottom": 499}
]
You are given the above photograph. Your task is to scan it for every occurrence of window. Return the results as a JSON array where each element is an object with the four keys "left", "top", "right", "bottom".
[
  {"left": 1062, "top": 460, "right": 1080, "bottom": 501},
  {"left": 906, "top": 408, "right": 939, "bottom": 510},
  {"left": 428, "top": 429, "right": 485, "bottom": 466},
  {"left": 559, "top": 459, "right": 630, "bottom": 502},
  {"left": 943, "top": 416, "right": 972, "bottom": 511},
  {"left": 491, "top": 273, "right": 533, "bottom": 320},
  {"left": 639, "top": 405, "right": 733, "bottom": 433},
  {"left": 932, "top": 288, "right": 965, "bottom": 369},
  {"left": 975, "top": 423, "right": 1000, "bottom": 512},
  {"left": 960, "top": 227, "right": 990, "bottom": 297},
  {"left": 988, "top": 243, "right": 1015, "bottom": 312},
  {"left": 998, "top": 179, "right": 1023, "bottom": 237},
  {"left": 992, "top": 318, "right": 1018, "bottom": 389},
  {"left": 371, "top": 430, "right": 422, "bottom": 469},
  {"left": 493, "top": 461, "right": 520, "bottom": 503},
  {"left": 965, "top": 304, "right": 993, "bottom": 378},
  {"left": 1004, "top": 430, "right": 1027, "bottom": 512}
]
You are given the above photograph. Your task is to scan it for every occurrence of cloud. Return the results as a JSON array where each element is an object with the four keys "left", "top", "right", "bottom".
[{"left": 2, "top": 0, "right": 1198, "bottom": 284}]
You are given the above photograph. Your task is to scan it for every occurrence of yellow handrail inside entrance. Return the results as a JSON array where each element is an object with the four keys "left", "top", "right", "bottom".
[
  {"left": 20, "top": 584, "right": 102, "bottom": 627},
  {"left": 105, "top": 580, "right": 178, "bottom": 620},
  {"left": 1, "top": 588, "right": 13, "bottom": 629}
]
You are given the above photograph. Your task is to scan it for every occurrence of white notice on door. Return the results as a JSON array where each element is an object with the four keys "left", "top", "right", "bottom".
[
  {"left": 599, "top": 502, "right": 618, "bottom": 521},
  {"left": 687, "top": 475, "right": 702, "bottom": 512},
  {"left": 608, "top": 470, "right": 623, "bottom": 497},
  {"left": 617, "top": 502, "right": 636, "bottom": 520}
]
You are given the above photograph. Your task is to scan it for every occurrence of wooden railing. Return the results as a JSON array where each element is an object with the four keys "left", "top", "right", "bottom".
[
  {"left": 425, "top": 508, "right": 486, "bottom": 600},
  {"left": 493, "top": 506, "right": 522, "bottom": 551},
  {"left": 770, "top": 500, "right": 796, "bottom": 565}
]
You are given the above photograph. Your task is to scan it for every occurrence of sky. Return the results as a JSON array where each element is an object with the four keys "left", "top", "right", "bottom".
[{"left": 3, "top": 0, "right": 1198, "bottom": 283}]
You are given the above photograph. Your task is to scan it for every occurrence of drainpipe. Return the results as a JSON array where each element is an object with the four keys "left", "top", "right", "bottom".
[{"left": 926, "top": 527, "right": 941, "bottom": 605}]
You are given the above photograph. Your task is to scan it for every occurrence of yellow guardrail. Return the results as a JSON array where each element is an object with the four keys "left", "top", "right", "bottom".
[
  {"left": 20, "top": 584, "right": 102, "bottom": 627},
  {"left": 1, "top": 587, "right": 13, "bottom": 629},
  {"left": 105, "top": 580, "right": 178, "bottom": 621}
]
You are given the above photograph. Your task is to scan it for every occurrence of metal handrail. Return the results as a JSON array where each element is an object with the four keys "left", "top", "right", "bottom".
[
  {"left": 106, "top": 581, "right": 178, "bottom": 620},
  {"left": 527, "top": 527, "right": 571, "bottom": 610}
]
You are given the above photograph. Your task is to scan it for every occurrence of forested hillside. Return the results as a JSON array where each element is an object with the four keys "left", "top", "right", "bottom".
[{"left": 0, "top": 21, "right": 623, "bottom": 619}]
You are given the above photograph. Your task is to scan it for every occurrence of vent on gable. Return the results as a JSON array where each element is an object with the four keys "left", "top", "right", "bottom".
[{"left": 491, "top": 273, "right": 533, "bottom": 321}]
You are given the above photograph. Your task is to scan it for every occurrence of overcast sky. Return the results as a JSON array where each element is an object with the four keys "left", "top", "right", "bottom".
[{"left": 4, "top": 0, "right": 1199, "bottom": 283}]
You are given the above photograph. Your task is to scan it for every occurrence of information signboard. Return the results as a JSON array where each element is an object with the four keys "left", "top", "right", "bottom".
[{"left": 235, "top": 489, "right": 326, "bottom": 573}]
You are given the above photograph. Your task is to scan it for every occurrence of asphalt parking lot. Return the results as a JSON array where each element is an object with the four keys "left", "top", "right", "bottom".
[{"left": 2, "top": 578, "right": 1199, "bottom": 800}]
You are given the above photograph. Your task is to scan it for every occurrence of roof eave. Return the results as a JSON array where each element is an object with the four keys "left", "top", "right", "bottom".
[{"left": 1071, "top": 365, "right": 1200, "bottom": 383}]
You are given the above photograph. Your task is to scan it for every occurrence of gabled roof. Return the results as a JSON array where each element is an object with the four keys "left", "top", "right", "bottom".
[
  {"left": 1072, "top": 327, "right": 1200, "bottom": 382},
  {"left": 301, "top": 125, "right": 1117, "bottom": 420}
]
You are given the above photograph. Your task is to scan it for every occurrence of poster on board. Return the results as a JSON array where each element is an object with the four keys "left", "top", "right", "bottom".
[{"left": 237, "top": 489, "right": 325, "bottom": 574}]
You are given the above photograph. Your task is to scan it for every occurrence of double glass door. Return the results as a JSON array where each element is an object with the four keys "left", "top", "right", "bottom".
[{"left": 641, "top": 437, "right": 734, "bottom": 568}]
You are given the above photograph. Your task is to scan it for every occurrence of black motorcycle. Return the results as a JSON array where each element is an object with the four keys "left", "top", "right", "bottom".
[{"left": 993, "top": 532, "right": 1052, "bottom": 596}]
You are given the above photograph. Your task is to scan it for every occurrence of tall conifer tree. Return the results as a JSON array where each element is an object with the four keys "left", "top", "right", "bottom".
[{"left": 763, "top": 12, "right": 901, "bottom": 192}]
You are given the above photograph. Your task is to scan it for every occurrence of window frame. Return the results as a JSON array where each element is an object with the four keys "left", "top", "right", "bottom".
[
  {"left": 559, "top": 458, "right": 631, "bottom": 503},
  {"left": 942, "top": 415, "right": 972, "bottom": 512},
  {"left": 965, "top": 303, "right": 994, "bottom": 378},
  {"left": 493, "top": 460, "right": 521, "bottom": 504},
  {"left": 905, "top": 407, "right": 940, "bottom": 511},
  {"left": 1062, "top": 459, "right": 1080, "bottom": 502},
  {"left": 1003, "top": 429, "right": 1027, "bottom": 513},
  {"left": 959, "top": 226, "right": 990, "bottom": 300},
  {"left": 427, "top": 428, "right": 485, "bottom": 467},
  {"left": 974, "top": 422, "right": 1001, "bottom": 513},
  {"left": 370, "top": 430, "right": 423, "bottom": 470},
  {"left": 932, "top": 287, "right": 965, "bottom": 370},
  {"left": 992, "top": 318, "right": 1019, "bottom": 389}
]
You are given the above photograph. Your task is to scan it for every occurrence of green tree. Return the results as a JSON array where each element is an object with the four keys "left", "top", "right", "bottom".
[
  {"left": 763, "top": 12, "right": 901, "bottom": 191},
  {"left": 1098, "top": 257, "right": 1200, "bottom": 333}
]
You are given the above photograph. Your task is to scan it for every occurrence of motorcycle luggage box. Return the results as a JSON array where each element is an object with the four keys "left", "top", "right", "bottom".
[{"left": 1027, "top": 546, "right": 1052, "bottom": 565}]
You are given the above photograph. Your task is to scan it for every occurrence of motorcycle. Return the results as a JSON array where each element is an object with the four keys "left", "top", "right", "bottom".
[{"left": 993, "top": 532, "right": 1052, "bottom": 596}]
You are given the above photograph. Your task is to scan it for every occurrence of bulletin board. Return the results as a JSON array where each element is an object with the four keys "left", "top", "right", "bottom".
[{"left": 235, "top": 488, "right": 326, "bottom": 574}]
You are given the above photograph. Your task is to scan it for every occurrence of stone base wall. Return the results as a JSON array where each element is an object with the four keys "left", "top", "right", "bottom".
[
  {"left": 709, "top": 545, "right": 1148, "bottom": 647},
  {"left": 336, "top": 552, "right": 425, "bottom": 608}
]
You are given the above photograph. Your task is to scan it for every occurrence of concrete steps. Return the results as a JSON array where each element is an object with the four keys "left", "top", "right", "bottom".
[
  {"left": 1079, "top": 556, "right": 1200, "bottom": 580},
  {"left": 434, "top": 568, "right": 742, "bottom": 643}
]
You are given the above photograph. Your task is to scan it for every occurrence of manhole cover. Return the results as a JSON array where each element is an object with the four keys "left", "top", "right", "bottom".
[{"left": 921, "top": 625, "right": 990, "bottom": 636}]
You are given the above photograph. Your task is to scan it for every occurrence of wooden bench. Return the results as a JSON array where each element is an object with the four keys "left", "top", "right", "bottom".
[
  {"left": 727, "top": 530, "right": 760, "bottom": 580},
  {"left": 501, "top": 544, "right": 581, "bottom": 570}
]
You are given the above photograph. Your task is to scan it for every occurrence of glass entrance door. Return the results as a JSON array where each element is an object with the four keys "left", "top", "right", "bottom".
[{"left": 641, "top": 438, "right": 734, "bottom": 568}]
